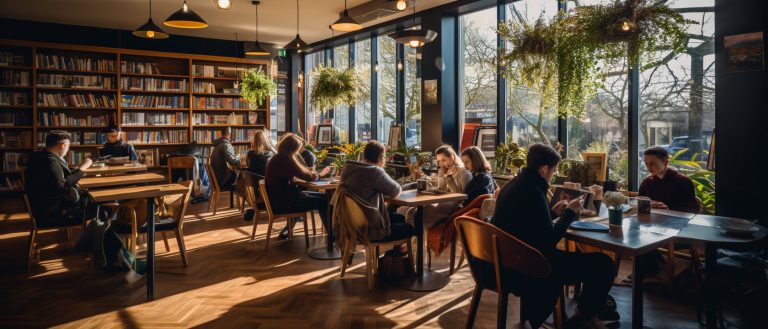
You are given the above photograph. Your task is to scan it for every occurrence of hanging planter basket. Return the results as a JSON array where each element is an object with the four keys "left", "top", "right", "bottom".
[
  {"left": 309, "top": 65, "right": 359, "bottom": 112},
  {"left": 240, "top": 68, "right": 276, "bottom": 108}
]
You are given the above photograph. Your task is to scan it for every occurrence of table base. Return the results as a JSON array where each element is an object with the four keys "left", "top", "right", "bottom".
[
  {"left": 308, "top": 247, "right": 343, "bottom": 260},
  {"left": 396, "top": 270, "right": 450, "bottom": 292}
]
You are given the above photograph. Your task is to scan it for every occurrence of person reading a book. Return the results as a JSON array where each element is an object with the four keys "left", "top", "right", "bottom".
[
  {"left": 99, "top": 125, "right": 137, "bottom": 161},
  {"left": 639, "top": 146, "right": 700, "bottom": 213},
  {"left": 491, "top": 144, "right": 617, "bottom": 329},
  {"left": 210, "top": 126, "right": 241, "bottom": 189}
]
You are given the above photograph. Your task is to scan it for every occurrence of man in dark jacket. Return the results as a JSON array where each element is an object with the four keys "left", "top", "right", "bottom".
[
  {"left": 25, "top": 130, "right": 94, "bottom": 227},
  {"left": 99, "top": 125, "right": 137, "bottom": 161},
  {"left": 639, "top": 146, "right": 700, "bottom": 213},
  {"left": 491, "top": 144, "right": 616, "bottom": 329},
  {"left": 210, "top": 127, "right": 241, "bottom": 188}
]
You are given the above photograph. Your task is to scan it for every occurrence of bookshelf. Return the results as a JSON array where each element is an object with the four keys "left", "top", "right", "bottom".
[{"left": 0, "top": 39, "right": 271, "bottom": 178}]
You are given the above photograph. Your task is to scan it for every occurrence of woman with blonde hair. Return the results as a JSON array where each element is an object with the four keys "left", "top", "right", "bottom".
[
  {"left": 246, "top": 129, "right": 276, "bottom": 177},
  {"left": 265, "top": 133, "right": 331, "bottom": 238}
]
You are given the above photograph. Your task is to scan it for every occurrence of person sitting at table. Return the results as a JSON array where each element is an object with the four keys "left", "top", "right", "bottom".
[
  {"left": 491, "top": 144, "right": 617, "bottom": 329},
  {"left": 409, "top": 145, "right": 473, "bottom": 227},
  {"left": 639, "top": 146, "right": 701, "bottom": 213},
  {"left": 98, "top": 125, "right": 137, "bottom": 161},
  {"left": 246, "top": 129, "right": 275, "bottom": 177},
  {"left": 266, "top": 133, "right": 331, "bottom": 239},
  {"left": 294, "top": 132, "right": 318, "bottom": 169},
  {"left": 459, "top": 146, "right": 497, "bottom": 206},
  {"left": 210, "top": 126, "right": 241, "bottom": 189}
]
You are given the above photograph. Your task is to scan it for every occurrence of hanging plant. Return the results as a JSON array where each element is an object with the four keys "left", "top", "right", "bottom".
[
  {"left": 561, "top": 0, "right": 693, "bottom": 68},
  {"left": 309, "top": 65, "right": 359, "bottom": 112},
  {"left": 240, "top": 68, "right": 276, "bottom": 107}
]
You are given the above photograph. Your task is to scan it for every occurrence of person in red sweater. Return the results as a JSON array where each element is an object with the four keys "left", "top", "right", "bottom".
[
  {"left": 639, "top": 147, "right": 701, "bottom": 213},
  {"left": 265, "top": 133, "right": 331, "bottom": 239}
]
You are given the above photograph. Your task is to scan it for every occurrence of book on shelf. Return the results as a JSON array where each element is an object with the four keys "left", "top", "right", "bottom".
[
  {"left": 193, "top": 96, "right": 248, "bottom": 109},
  {"left": 36, "top": 131, "right": 106, "bottom": 147},
  {"left": 66, "top": 150, "right": 94, "bottom": 165},
  {"left": 38, "top": 112, "right": 113, "bottom": 127},
  {"left": 120, "top": 61, "right": 161, "bottom": 75},
  {"left": 0, "top": 112, "right": 31, "bottom": 126},
  {"left": 193, "top": 64, "right": 247, "bottom": 79},
  {"left": 201, "top": 144, "right": 249, "bottom": 158},
  {"left": 193, "top": 112, "right": 258, "bottom": 125},
  {"left": 1, "top": 70, "right": 30, "bottom": 86},
  {"left": 0, "top": 91, "right": 30, "bottom": 106},
  {"left": 2, "top": 152, "right": 28, "bottom": 171},
  {"left": 0, "top": 131, "right": 33, "bottom": 148},
  {"left": 36, "top": 54, "right": 115, "bottom": 72},
  {"left": 124, "top": 130, "right": 188, "bottom": 144},
  {"left": 37, "top": 74, "right": 114, "bottom": 89},
  {"left": 37, "top": 92, "right": 116, "bottom": 108},
  {"left": 122, "top": 112, "right": 188, "bottom": 126},
  {"left": 0, "top": 52, "right": 27, "bottom": 67},
  {"left": 136, "top": 148, "right": 160, "bottom": 167},
  {"left": 120, "top": 77, "right": 188, "bottom": 92},
  {"left": 193, "top": 128, "right": 253, "bottom": 143},
  {"left": 120, "top": 95, "right": 187, "bottom": 108},
  {"left": 192, "top": 81, "right": 218, "bottom": 93}
]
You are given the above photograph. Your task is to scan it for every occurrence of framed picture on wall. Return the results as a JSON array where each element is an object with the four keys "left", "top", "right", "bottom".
[
  {"left": 583, "top": 152, "right": 608, "bottom": 183},
  {"left": 388, "top": 124, "right": 403, "bottom": 150},
  {"left": 724, "top": 32, "right": 764, "bottom": 73},
  {"left": 316, "top": 124, "right": 334, "bottom": 146},
  {"left": 473, "top": 125, "right": 497, "bottom": 158},
  {"left": 424, "top": 79, "right": 438, "bottom": 105}
]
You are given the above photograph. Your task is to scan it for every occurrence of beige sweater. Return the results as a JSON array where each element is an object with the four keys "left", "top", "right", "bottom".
[{"left": 439, "top": 166, "right": 473, "bottom": 193}]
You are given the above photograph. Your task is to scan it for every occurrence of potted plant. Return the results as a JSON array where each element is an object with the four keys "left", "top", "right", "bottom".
[
  {"left": 240, "top": 68, "right": 277, "bottom": 108},
  {"left": 604, "top": 191, "right": 627, "bottom": 230},
  {"left": 309, "top": 65, "right": 359, "bottom": 112},
  {"left": 495, "top": 142, "right": 526, "bottom": 175}
]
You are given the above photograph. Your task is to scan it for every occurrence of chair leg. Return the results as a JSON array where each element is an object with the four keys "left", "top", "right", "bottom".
[
  {"left": 340, "top": 241, "right": 351, "bottom": 278},
  {"left": 666, "top": 242, "right": 676, "bottom": 294},
  {"left": 310, "top": 211, "right": 317, "bottom": 236},
  {"left": 427, "top": 248, "right": 432, "bottom": 270},
  {"left": 497, "top": 292, "right": 509, "bottom": 329},
  {"left": 250, "top": 205, "right": 259, "bottom": 240},
  {"left": 27, "top": 228, "right": 37, "bottom": 272},
  {"left": 229, "top": 190, "right": 234, "bottom": 208},
  {"left": 465, "top": 286, "right": 483, "bottom": 329},
  {"left": 302, "top": 213, "right": 310, "bottom": 248},
  {"left": 161, "top": 232, "right": 171, "bottom": 252},
  {"left": 175, "top": 229, "right": 188, "bottom": 267},
  {"left": 406, "top": 238, "right": 415, "bottom": 272},
  {"left": 287, "top": 218, "right": 294, "bottom": 239},
  {"left": 449, "top": 236, "right": 457, "bottom": 275},
  {"left": 554, "top": 286, "right": 567, "bottom": 329},
  {"left": 66, "top": 227, "right": 72, "bottom": 240},
  {"left": 264, "top": 217, "right": 275, "bottom": 252},
  {"left": 365, "top": 245, "right": 374, "bottom": 291}
]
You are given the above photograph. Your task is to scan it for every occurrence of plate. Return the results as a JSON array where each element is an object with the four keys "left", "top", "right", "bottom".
[{"left": 717, "top": 224, "right": 757, "bottom": 235}]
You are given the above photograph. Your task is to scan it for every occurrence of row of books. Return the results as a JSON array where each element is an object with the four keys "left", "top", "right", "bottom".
[
  {"left": 0, "top": 91, "right": 29, "bottom": 106},
  {"left": 120, "top": 77, "right": 188, "bottom": 92},
  {"left": 192, "top": 64, "right": 244, "bottom": 79},
  {"left": 193, "top": 128, "right": 253, "bottom": 143},
  {"left": 201, "top": 144, "right": 249, "bottom": 158},
  {"left": 2, "top": 152, "right": 27, "bottom": 171},
  {"left": 123, "top": 130, "right": 188, "bottom": 144},
  {"left": 121, "top": 112, "right": 188, "bottom": 126},
  {"left": 192, "top": 112, "right": 258, "bottom": 125},
  {"left": 191, "top": 81, "right": 236, "bottom": 93},
  {"left": 121, "top": 95, "right": 188, "bottom": 108},
  {"left": 36, "top": 54, "right": 116, "bottom": 72},
  {"left": 120, "top": 61, "right": 162, "bottom": 75},
  {"left": 38, "top": 112, "right": 111, "bottom": 127},
  {"left": 0, "top": 131, "right": 33, "bottom": 148},
  {"left": 193, "top": 96, "right": 248, "bottom": 109},
  {"left": 1, "top": 70, "right": 30, "bottom": 86},
  {"left": 0, "top": 52, "right": 26, "bottom": 67},
  {"left": 37, "top": 74, "right": 114, "bottom": 89},
  {"left": 36, "top": 131, "right": 107, "bottom": 147},
  {"left": 38, "top": 92, "right": 116, "bottom": 108},
  {"left": 136, "top": 148, "right": 160, "bottom": 167},
  {"left": 66, "top": 150, "right": 94, "bottom": 165},
  {"left": 0, "top": 112, "right": 31, "bottom": 126}
]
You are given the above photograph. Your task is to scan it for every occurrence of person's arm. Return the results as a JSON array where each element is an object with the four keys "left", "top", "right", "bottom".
[
  {"left": 127, "top": 144, "right": 138, "bottom": 161},
  {"left": 374, "top": 168, "right": 402, "bottom": 198},
  {"left": 678, "top": 178, "right": 701, "bottom": 213},
  {"left": 287, "top": 156, "right": 317, "bottom": 182},
  {"left": 552, "top": 209, "right": 578, "bottom": 243},
  {"left": 224, "top": 143, "right": 241, "bottom": 166}
]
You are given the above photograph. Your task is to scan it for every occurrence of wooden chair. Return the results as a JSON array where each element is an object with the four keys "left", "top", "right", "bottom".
[
  {"left": 427, "top": 193, "right": 492, "bottom": 275},
  {"left": 112, "top": 180, "right": 194, "bottom": 267},
  {"left": 337, "top": 194, "right": 415, "bottom": 291},
  {"left": 22, "top": 193, "right": 87, "bottom": 272},
  {"left": 239, "top": 171, "right": 265, "bottom": 239},
  {"left": 455, "top": 216, "right": 566, "bottom": 329},
  {"left": 258, "top": 181, "right": 310, "bottom": 251},
  {"left": 204, "top": 162, "right": 238, "bottom": 215}
]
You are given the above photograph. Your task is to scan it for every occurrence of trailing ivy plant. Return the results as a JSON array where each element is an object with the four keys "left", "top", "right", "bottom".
[
  {"left": 240, "top": 68, "right": 276, "bottom": 108},
  {"left": 309, "top": 65, "right": 359, "bottom": 112}
]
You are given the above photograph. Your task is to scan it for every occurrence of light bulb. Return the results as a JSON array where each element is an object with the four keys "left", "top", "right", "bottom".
[
  {"left": 216, "top": 0, "right": 233, "bottom": 10},
  {"left": 397, "top": 61, "right": 403, "bottom": 71},
  {"left": 183, "top": 2, "right": 189, "bottom": 11},
  {"left": 396, "top": 0, "right": 407, "bottom": 11},
  {"left": 147, "top": 30, "right": 155, "bottom": 38},
  {"left": 409, "top": 40, "right": 421, "bottom": 47},
  {"left": 621, "top": 20, "right": 631, "bottom": 31},
  {"left": 374, "top": 63, "right": 379, "bottom": 72}
]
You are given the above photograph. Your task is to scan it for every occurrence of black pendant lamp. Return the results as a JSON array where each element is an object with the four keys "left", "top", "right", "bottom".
[
  {"left": 134, "top": 0, "right": 169, "bottom": 39},
  {"left": 164, "top": 0, "right": 208, "bottom": 29},
  {"left": 284, "top": 0, "right": 308, "bottom": 52},
  {"left": 389, "top": 0, "right": 436, "bottom": 47},
  {"left": 331, "top": 0, "right": 363, "bottom": 32},
  {"left": 246, "top": 1, "right": 270, "bottom": 55}
]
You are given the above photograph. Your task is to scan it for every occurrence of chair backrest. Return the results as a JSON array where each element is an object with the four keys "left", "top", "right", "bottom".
[
  {"left": 174, "top": 180, "right": 195, "bottom": 228},
  {"left": 204, "top": 163, "right": 220, "bottom": 193},
  {"left": 257, "top": 181, "right": 275, "bottom": 218},
  {"left": 336, "top": 194, "right": 371, "bottom": 245},
  {"left": 167, "top": 156, "right": 197, "bottom": 184},
  {"left": 21, "top": 193, "right": 38, "bottom": 231},
  {"left": 449, "top": 193, "right": 492, "bottom": 221},
  {"left": 239, "top": 171, "right": 263, "bottom": 207},
  {"left": 454, "top": 216, "right": 551, "bottom": 291}
]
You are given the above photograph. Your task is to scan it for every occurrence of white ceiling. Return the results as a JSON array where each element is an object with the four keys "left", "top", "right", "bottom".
[{"left": 0, "top": 0, "right": 453, "bottom": 46}]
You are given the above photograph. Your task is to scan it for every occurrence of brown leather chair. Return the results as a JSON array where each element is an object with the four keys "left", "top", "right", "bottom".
[{"left": 454, "top": 216, "right": 566, "bottom": 329}]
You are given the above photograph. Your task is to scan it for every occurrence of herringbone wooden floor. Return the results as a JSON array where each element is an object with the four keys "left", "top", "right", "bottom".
[{"left": 0, "top": 194, "right": 748, "bottom": 328}]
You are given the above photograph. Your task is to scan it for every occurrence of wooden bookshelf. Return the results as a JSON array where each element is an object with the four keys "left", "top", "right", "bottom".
[{"left": 0, "top": 39, "right": 272, "bottom": 173}]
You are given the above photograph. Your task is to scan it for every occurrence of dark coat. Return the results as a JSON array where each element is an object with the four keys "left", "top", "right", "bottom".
[
  {"left": 24, "top": 151, "right": 85, "bottom": 225},
  {"left": 463, "top": 171, "right": 496, "bottom": 206},
  {"left": 246, "top": 150, "right": 273, "bottom": 177},
  {"left": 99, "top": 140, "right": 137, "bottom": 160},
  {"left": 210, "top": 137, "right": 240, "bottom": 187}
]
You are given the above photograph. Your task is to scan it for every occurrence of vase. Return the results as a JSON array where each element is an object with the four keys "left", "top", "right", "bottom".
[{"left": 608, "top": 207, "right": 623, "bottom": 226}]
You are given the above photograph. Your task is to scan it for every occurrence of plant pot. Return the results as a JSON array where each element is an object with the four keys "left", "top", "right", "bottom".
[{"left": 608, "top": 207, "right": 623, "bottom": 226}]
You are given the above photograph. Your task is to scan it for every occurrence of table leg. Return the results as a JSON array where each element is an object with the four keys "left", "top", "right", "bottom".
[
  {"left": 397, "top": 206, "right": 450, "bottom": 292},
  {"left": 146, "top": 197, "right": 155, "bottom": 302},
  {"left": 704, "top": 244, "right": 718, "bottom": 329},
  {"left": 632, "top": 255, "right": 645, "bottom": 329},
  {"left": 308, "top": 188, "right": 342, "bottom": 260}
]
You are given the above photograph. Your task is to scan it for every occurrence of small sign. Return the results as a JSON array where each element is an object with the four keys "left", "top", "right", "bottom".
[{"left": 278, "top": 49, "right": 288, "bottom": 57}]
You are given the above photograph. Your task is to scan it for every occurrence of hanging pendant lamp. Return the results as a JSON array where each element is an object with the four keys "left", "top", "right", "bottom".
[
  {"left": 215, "top": 0, "right": 234, "bottom": 10},
  {"left": 331, "top": 0, "right": 363, "bottom": 32},
  {"left": 164, "top": 0, "right": 208, "bottom": 29},
  {"left": 246, "top": 1, "right": 270, "bottom": 55},
  {"left": 284, "top": 0, "right": 308, "bottom": 52},
  {"left": 134, "top": 0, "right": 169, "bottom": 39},
  {"left": 389, "top": 0, "right": 436, "bottom": 47}
]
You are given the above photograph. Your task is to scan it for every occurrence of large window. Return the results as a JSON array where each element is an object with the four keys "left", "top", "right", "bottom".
[
  {"left": 460, "top": 7, "right": 498, "bottom": 149},
  {"left": 355, "top": 39, "right": 372, "bottom": 142},
  {"left": 304, "top": 51, "right": 325, "bottom": 143},
  {"left": 377, "top": 36, "right": 397, "bottom": 143},
  {"left": 404, "top": 46, "right": 421, "bottom": 148},
  {"left": 333, "top": 45, "right": 350, "bottom": 143}
]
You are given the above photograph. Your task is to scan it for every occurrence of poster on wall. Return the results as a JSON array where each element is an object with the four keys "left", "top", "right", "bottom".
[
  {"left": 724, "top": 32, "right": 764, "bottom": 73},
  {"left": 424, "top": 79, "right": 438, "bottom": 105},
  {"left": 473, "top": 126, "right": 497, "bottom": 158}
]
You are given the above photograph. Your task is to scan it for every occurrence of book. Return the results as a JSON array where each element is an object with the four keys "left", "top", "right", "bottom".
[
  {"left": 36, "top": 54, "right": 115, "bottom": 72},
  {"left": 37, "top": 92, "right": 116, "bottom": 107},
  {"left": 120, "top": 77, "right": 187, "bottom": 92},
  {"left": 193, "top": 96, "right": 248, "bottom": 109},
  {"left": 122, "top": 112, "right": 188, "bottom": 126},
  {"left": 121, "top": 95, "right": 187, "bottom": 108},
  {"left": 37, "top": 74, "right": 114, "bottom": 89}
]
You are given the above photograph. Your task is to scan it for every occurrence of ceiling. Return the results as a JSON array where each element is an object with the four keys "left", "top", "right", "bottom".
[{"left": 0, "top": 0, "right": 454, "bottom": 46}]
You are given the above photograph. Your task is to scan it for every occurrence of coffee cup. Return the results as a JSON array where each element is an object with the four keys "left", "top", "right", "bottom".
[{"left": 637, "top": 196, "right": 651, "bottom": 213}]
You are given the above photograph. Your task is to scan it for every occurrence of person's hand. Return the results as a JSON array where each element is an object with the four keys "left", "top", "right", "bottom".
[
  {"left": 551, "top": 199, "right": 568, "bottom": 217},
  {"left": 566, "top": 197, "right": 584, "bottom": 213},
  {"left": 78, "top": 157, "right": 93, "bottom": 171},
  {"left": 651, "top": 201, "right": 668, "bottom": 209},
  {"left": 318, "top": 166, "right": 332, "bottom": 177}
]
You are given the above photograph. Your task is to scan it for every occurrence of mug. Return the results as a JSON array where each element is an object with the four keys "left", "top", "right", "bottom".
[
  {"left": 416, "top": 179, "right": 428, "bottom": 191},
  {"left": 637, "top": 196, "right": 652, "bottom": 213}
]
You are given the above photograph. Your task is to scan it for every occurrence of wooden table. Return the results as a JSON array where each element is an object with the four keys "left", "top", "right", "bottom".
[
  {"left": 88, "top": 183, "right": 190, "bottom": 302},
  {"left": 83, "top": 164, "right": 147, "bottom": 176},
  {"left": 295, "top": 179, "right": 341, "bottom": 260},
  {"left": 79, "top": 173, "right": 165, "bottom": 189},
  {"left": 569, "top": 208, "right": 767, "bottom": 329},
  {"left": 386, "top": 190, "right": 467, "bottom": 291}
]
